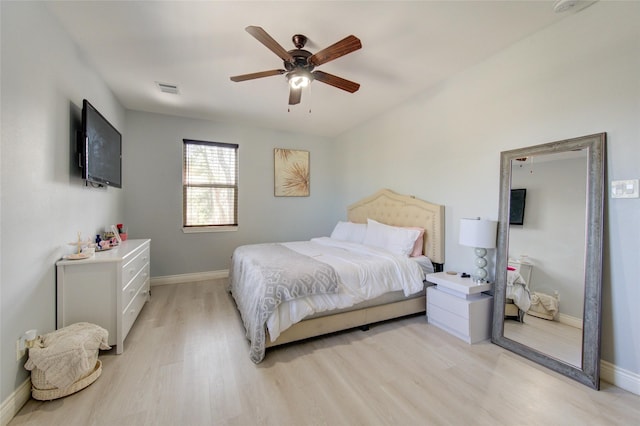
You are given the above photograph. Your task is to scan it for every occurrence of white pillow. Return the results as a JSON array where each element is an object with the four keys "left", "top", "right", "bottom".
[
  {"left": 363, "top": 219, "right": 422, "bottom": 256},
  {"left": 330, "top": 221, "right": 367, "bottom": 244}
]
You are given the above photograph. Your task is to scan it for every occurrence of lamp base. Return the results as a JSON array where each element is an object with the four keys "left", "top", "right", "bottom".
[{"left": 473, "top": 247, "right": 489, "bottom": 284}]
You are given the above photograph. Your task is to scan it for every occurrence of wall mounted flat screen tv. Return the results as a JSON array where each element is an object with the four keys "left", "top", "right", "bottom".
[
  {"left": 510, "top": 188, "right": 526, "bottom": 225},
  {"left": 79, "top": 99, "right": 122, "bottom": 188}
]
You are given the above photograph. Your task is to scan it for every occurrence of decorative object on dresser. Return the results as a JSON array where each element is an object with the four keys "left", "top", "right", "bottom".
[
  {"left": 426, "top": 272, "right": 493, "bottom": 344},
  {"left": 459, "top": 218, "right": 497, "bottom": 283},
  {"left": 229, "top": 189, "right": 445, "bottom": 363},
  {"left": 56, "top": 239, "right": 151, "bottom": 354},
  {"left": 492, "top": 133, "right": 605, "bottom": 389}
]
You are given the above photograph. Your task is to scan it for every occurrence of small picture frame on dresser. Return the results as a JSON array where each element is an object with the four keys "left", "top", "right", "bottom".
[{"left": 110, "top": 225, "right": 122, "bottom": 244}]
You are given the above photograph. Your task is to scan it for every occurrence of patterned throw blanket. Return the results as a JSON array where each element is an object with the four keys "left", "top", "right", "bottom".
[{"left": 230, "top": 243, "right": 339, "bottom": 363}]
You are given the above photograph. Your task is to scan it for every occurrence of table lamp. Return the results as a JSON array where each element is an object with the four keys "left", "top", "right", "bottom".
[{"left": 459, "top": 218, "right": 497, "bottom": 283}]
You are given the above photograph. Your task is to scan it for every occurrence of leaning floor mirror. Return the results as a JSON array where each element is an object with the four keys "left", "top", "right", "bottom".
[{"left": 492, "top": 133, "right": 606, "bottom": 389}]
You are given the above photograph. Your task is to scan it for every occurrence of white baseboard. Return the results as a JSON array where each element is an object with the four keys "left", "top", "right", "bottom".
[
  {"left": 558, "top": 313, "right": 583, "bottom": 329},
  {"left": 1, "top": 379, "right": 30, "bottom": 426},
  {"left": 150, "top": 269, "right": 229, "bottom": 286},
  {"left": 600, "top": 360, "right": 640, "bottom": 395}
]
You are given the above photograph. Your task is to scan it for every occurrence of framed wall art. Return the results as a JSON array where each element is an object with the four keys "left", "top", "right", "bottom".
[{"left": 274, "top": 148, "right": 310, "bottom": 197}]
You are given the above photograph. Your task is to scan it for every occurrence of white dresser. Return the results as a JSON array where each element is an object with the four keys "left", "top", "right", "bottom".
[
  {"left": 56, "top": 239, "right": 151, "bottom": 354},
  {"left": 426, "top": 272, "right": 493, "bottom": 344}
]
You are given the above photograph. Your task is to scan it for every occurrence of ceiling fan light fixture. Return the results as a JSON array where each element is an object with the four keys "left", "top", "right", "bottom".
[
  {"left": 288, "top": 70, "right": 312, "bottom": 89},
  {"left": 290, "top": 76, "right": 310, "bottom": 89}
]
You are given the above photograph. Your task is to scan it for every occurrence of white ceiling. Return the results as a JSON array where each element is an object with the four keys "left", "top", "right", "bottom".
[{"left": 45, "top": 1, "right": 580, "bottom": 138}]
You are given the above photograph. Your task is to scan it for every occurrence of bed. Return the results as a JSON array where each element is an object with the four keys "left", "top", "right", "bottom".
[
  {"left": 505, "top": 268, "right": 531, "bottom": 322},
  {"left": 229, "top": 189, "right": 445, "bottom": 363}
]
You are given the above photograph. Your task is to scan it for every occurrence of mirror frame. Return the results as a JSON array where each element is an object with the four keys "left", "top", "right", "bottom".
[{"left": 492, "top": 133, "right": 606, "bottom": 389}]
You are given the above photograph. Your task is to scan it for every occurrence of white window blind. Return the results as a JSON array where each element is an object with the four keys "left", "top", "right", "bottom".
[{"left": 183, "top": 139, "right": 238, "bottom": 228}]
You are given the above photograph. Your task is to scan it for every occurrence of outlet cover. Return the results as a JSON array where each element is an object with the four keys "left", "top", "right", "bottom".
[{"left": 611, "top": 179, "right": 639, "bottom": 199}]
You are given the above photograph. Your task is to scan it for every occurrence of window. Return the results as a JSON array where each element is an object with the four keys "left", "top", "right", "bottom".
[{"left": 183, "top": 139, "right": 238, "bottom": 231}]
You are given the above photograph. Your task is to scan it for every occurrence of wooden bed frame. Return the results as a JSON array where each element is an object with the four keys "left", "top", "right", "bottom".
[
  {"left": 505, "top": 300, "right": 525, "bottom": 322},
  {"left": 266, "top": 189, "right": 445, "bottom": 348}
]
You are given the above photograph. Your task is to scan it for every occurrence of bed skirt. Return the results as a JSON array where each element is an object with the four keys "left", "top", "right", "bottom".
[{"left": 265, "top": 288, "right": 427, "bottom": 348}]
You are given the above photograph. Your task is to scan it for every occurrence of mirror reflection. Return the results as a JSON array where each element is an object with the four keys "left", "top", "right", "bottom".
[{"left": 503, "top": 150, "right": 587, "bottom": 367}]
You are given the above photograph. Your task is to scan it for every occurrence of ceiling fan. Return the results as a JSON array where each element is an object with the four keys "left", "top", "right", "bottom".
[{"left": 230, "top": 26, "right": 362, "bottom": 105}]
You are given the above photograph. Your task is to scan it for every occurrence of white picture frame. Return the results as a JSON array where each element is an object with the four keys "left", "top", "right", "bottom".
[{"left": 111, "top": 225, "right": 122, "bottom": 244}]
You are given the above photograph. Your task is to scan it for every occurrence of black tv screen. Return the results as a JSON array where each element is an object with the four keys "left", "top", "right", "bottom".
[
  {"left": 80, "top": 99, "right": 122, "bottom": 188},
  {"left": 510, "top": 188, "right": 526, "bottom": 225}
]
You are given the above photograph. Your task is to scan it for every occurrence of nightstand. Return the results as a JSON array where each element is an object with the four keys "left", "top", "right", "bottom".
[{"left": 426, "top": 272, "right": 493, "bottom": 343}]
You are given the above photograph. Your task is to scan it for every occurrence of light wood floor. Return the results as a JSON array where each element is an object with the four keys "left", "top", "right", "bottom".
[
  {"left": 10, "top": 279, "right": 640, "bottom": 426},
  {"left": 505, "top": 314, "right": 582, "bottom": 367}
]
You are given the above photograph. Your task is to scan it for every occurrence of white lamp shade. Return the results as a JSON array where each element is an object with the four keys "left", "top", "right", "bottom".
[{"left": 459, "top": 218, "right": 497, "bottom": 249}]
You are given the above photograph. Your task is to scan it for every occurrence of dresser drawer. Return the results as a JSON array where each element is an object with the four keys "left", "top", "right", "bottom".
[
  {"left": 122, "top": 282, "right": 149, "bottom": 338},
  {"left": 428, "top": 303, "right": 470, "bottom": 336},
  {"left": 122, "top": 264, "right": 149, "bottom": 310},
  {"left": 426, "top": 285, "right": 493, "bottom": 344},
  {"left": 121, "top": 245, "right": 150, "bottom": 288},
  {"left": 427, "top": 286, "right": 471, "bottom": 319}
]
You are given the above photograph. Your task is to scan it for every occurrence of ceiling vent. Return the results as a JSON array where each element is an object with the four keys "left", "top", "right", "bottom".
[{"left": 156, "top": 82, "right": 179, "bottom": 94}]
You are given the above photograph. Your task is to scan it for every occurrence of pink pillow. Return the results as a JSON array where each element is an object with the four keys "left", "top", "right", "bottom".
[{"left": 406, "top": 227, "right": 425, "bottom": 257}]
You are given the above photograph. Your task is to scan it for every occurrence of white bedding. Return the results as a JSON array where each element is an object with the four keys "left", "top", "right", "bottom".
[
  {"left": 506, "top": 270, "right": 531, "bottom": 312},
  {"left": 266, "top": 237, "right": 427, "bottom": 341},
  {"left": 231, "top": 237, "right": 430, "bottom": 362}
]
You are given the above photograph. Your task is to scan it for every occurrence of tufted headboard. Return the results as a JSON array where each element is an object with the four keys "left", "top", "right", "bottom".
[{"left": 347, "top": 189, "right": 445, "bottom": 265}]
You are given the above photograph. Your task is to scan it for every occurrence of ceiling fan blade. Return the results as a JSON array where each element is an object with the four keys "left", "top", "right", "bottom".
[
  {"left": 312, "top": 71, "right": 360, "bottom": 93},
  {"left": 308, "top": 35, "right": 362, "bottom": 67},
  {"left": 245, "top": 26, "right": 293, "bottom": 62},
  {"left": 289, "top": 86, "right": 302, "bottom": 105},
  {"left": 230, "top": 69, "right": 286, "bottom": 82}
]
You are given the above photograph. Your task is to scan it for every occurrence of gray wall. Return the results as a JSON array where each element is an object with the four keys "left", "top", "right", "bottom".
[
  {"left": 1, "top": 2, "right": 125, "bottom": 403},
  {"left": 334, "top": 2, "right": 639, "bottom": 377},
  {"left": 123, "top": 111, "right": 341, "bottom": 277}
]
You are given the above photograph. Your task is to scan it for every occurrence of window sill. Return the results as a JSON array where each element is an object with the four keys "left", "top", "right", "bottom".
[{"left": 182, "top": 226, "right": 238, "bottom": 234}]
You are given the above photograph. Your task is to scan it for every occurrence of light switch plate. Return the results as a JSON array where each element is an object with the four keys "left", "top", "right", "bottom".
[{"left": 611, "top": 179, "right": 639, "bottom": 198}]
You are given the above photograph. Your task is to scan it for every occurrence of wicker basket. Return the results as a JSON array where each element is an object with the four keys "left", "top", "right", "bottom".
[{"left": 30, "top": 350, "right": 102, "bottom": 401}]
